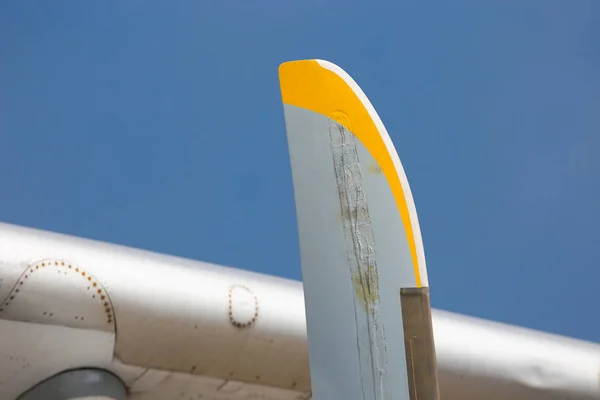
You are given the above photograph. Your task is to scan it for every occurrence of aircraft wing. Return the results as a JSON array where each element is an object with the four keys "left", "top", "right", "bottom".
[{"left": 0, "top": 222, "right": 598, "bottom": 399}]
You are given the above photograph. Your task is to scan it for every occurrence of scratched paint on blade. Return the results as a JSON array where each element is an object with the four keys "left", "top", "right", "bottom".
[
  {"left": 330, "top": 120, "right": 379, "bottom": 314},
  {"left": 352, "top": 264, "right": 379, "bottom": 314},
  {"left": 328, "top": 117, "right": 390, "bottom": 399}
]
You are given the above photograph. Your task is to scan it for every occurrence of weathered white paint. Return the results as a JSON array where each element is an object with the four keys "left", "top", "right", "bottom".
[{"left": 282, "top": 103, "right": 413, "bottom": 399}]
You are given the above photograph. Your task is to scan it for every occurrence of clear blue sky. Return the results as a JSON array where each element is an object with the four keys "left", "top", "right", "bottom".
[{"left": 2, "top": 2, "right": 599, "bottom": 342}]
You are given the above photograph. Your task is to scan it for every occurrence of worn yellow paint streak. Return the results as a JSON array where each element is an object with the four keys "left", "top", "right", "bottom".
[
  {"left": 367, "top": 161, "right": 383, "bottom": 175},
  {"left": 279, "top": 60, "right": 422, "bottom": 288},
  {"left": 352, "top": 265, "right": 380, "bottom": 314}
]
